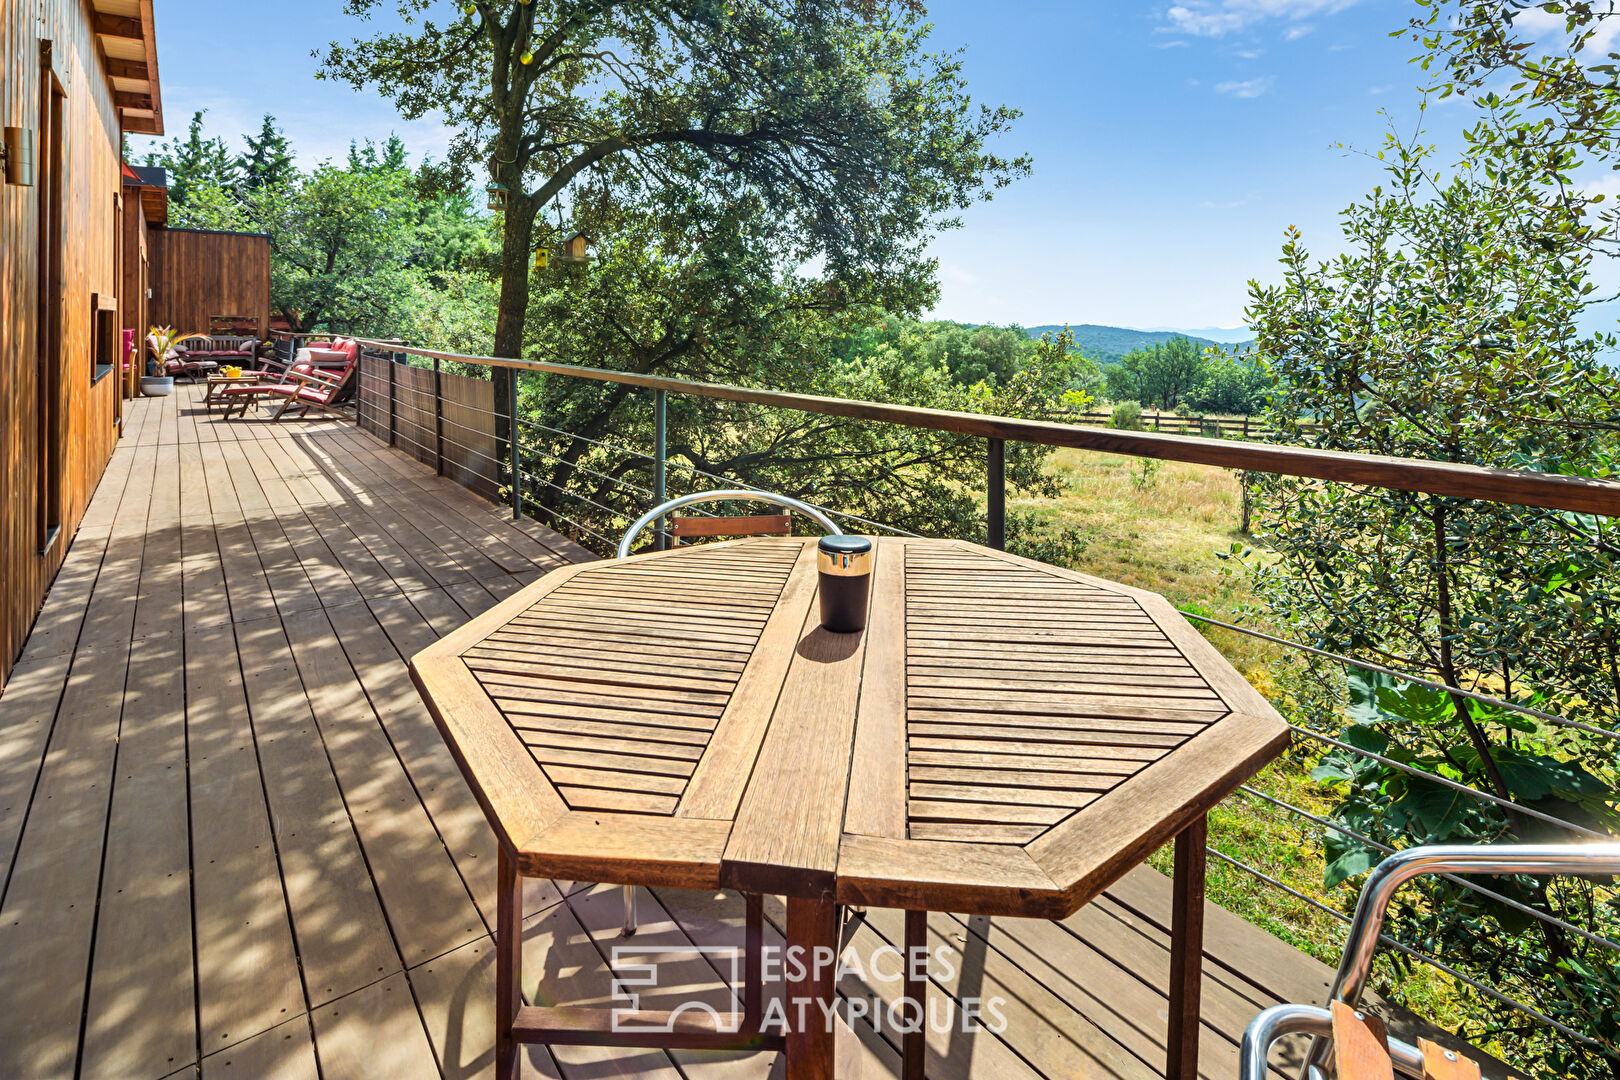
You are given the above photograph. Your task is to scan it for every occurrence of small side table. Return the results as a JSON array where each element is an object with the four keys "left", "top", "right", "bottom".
[{"left": 205, "top": 373, "right": 266, "bottom": 413}]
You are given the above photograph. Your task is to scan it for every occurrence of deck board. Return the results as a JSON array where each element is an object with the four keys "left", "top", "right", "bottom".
[{"left": 0, "top": 384, "right": 1486, "bottom": 1080}]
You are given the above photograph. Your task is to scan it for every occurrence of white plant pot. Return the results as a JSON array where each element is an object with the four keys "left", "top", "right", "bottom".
[{"left": 140, "top": 376, "right": 175, "bottom": 397}]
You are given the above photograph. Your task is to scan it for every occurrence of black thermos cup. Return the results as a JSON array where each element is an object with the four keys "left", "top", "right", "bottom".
[{"left": 817, "top": 535, "right": 873, "bottom": 633}]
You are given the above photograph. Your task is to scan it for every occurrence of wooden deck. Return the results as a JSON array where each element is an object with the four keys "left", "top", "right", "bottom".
[{"left": 0, "top": 384, "right": 1482, "bottom": 1080}]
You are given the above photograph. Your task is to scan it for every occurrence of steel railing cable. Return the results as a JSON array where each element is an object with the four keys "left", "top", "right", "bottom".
[
  {"left": 1178, "top": 610, "right": 1620, "bottom": 741},
  {"left": 1204, "top": 849, "right": 1598, "bottom": 1045},
  {"left": 1290, "top": 727, "right": 1606, "bottom": 839},
  {"left": 1235, "top": 784, "right": 1620, "bottom": 953}
]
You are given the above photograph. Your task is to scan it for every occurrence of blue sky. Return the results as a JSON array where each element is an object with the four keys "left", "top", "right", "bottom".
[{"left": 135, "top": 1, "right": 1444, "bottom": 331}]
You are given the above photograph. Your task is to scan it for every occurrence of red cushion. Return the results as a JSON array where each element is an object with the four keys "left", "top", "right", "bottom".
[{"left": 328, "top": 338, "right": 359, "bottom": 364}]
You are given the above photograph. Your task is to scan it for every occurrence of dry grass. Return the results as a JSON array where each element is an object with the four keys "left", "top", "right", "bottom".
[{"left": 1012, "top": 449, "right": 1470, "bottom": 1035}]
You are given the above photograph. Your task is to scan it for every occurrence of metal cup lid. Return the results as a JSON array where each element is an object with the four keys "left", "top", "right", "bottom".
[{"left": 817, "top": 535, "right": 872, "bottom": 556}]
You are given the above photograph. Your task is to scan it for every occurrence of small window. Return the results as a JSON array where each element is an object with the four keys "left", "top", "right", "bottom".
[{"left": 91, "top": 297, "right": 116, "bottom": 385}]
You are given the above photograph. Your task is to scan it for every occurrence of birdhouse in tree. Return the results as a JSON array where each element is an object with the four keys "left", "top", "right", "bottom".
[
  {"left": 533, "top": 246, "right": 549, "bottom": 272},
  {"left": 556, "top": 232, "right": 592, "bottom": 264},
  {"left": 485, "top": 181, "right": 510, "bottom": 211}
]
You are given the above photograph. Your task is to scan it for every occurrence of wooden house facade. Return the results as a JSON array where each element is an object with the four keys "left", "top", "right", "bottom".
[{"left": 0, "top": 0, "right": 164, "bottom": 688}]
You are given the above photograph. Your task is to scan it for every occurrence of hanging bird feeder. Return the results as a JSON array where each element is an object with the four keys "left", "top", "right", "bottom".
[
  {"left": 485, "top": 181, "right": 510, "bottom": 211},
  {"left": 555, "top": 232, "right": 593, "bottom": 264}
]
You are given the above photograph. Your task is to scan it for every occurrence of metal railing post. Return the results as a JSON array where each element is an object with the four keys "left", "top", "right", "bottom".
[
  {"left": 987, "top": 437, "right": 1006, "bottom": 550},
  {"left": 434, "top": 357, "right": 445, "bottom": 477},
  {"left": 509, "top": 367, "right": 522, "bottom": 521},
  {"left": 653, "top": 389, "right": 668, "bottom": 550},
  {"left": 387, "top": 351, "right": 397, "bottom": 447}
]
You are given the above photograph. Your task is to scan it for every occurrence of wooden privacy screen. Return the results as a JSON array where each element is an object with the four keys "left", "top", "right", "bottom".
[
  {"left": 358, "top": 354, "right": 501, "bottom": 502},
  {"left": 146, "top": 228, "right": 270, "bottom": 339}
]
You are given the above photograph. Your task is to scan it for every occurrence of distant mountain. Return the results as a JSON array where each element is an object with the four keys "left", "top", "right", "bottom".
[
  {"left": 1023, "top": 324, "right": 1251, "bottom": 364},
  {"left": 1140, "top": 325, "right": 1255, "bottom": 345}
]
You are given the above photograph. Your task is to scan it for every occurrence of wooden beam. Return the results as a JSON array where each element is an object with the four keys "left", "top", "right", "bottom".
[
  {"left": 140, "top": 0, "right": 163, "bottom": 135},
  {"left": 106, "top": 58, "right": 149, "bottom": 80},
  {"left": 93, "top": 13, "right": 144, "bottom": 40},
  {"left": 114, "top": 92, "right": 153, "bottom": 112}
]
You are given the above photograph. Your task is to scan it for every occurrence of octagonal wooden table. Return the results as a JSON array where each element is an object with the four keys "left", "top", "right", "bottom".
[{"left": 411, "top": 536, "right": 1289, "bottom": 1080}]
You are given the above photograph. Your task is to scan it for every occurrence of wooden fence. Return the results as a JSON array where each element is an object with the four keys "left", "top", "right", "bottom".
[
  {"left": 1065, "top": 410, "right": 1319, "bottom": 439},
  {"left": 357, "top": 353, "right": 500, "bottom": 501}
]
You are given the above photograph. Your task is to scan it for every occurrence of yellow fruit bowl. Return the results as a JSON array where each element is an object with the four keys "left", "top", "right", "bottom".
[{"left": 223, "top": 366, "right": 243, "bottom": 379}]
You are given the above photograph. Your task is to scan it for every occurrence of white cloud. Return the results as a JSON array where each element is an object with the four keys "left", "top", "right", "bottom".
[
  {"left": 1215, "top": 76, "right": 1275, "bottom": 98},
  {"left": 1284, "top": 24, "right": 1314, "bottom": 40},
  {"left": 1162, "top": 0, "right": 1361, "bottom": 39},
  {"left": 1509, "top": 8, "right": 1620, "bottom": 59}
]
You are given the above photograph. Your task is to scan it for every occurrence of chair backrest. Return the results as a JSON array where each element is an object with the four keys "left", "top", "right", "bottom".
[
  {"left": 668, "top": 513, "right": 792, "bottom": 543},
  {"left": 616, "top": 490, "right": 842, "bottom": 558}
]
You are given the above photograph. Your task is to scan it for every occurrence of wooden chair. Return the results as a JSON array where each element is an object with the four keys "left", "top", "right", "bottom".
[
  {"left": 1240, "top": 842, "right": 1620, "bottom": 1080},
  {"left": 612, "top": 489, "right": 845, "bottom": 935}
]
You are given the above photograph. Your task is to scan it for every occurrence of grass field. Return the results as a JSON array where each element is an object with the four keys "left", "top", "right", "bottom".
[{"left": 1010, "top": 449, "right": 1471, "bottom": 1033}]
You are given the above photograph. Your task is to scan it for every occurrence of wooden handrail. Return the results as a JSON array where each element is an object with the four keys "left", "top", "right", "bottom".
[{"left": 353, "top": 338, "right": 1620, "bottom": 517}]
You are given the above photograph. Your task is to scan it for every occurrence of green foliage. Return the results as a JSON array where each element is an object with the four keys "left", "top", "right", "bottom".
[
  {"left": 143, "top": 110, "right": 239, "bottom": 208},
  {"left": 519, "top": 260, "right": 1079, "bottom": 543},
  {"left": 186, "top": 162, "right": 425, "bottom": 333},
  {"left": 1110, "top": 399, "right": 1143, "bottom": 430},
  {"left": 921, "top": 323, "right": 1033, "bottom": 387},
  {"left": 321, "top": 0, "right": 1032, "bottom": 370},
  {"left": 1103, "top": 336, "right": 1208, "bottom": 411},
  {"left": 1024, "top": 323, "right": 1238, "bottom": 365},
  {"left": 147, "top": 111, "right": 496, "bottom": 337},
  {"left": 1185, "top": 353, "right": 1270, "bottom": 415},
  {"left": 1245, "top": 72, "right": 1620, "bottom": 1072},
  {"left": 239, "top": 115, "right": 295, "bottom": 192}
]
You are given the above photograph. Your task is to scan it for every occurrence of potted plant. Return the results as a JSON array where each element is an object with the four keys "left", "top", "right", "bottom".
[{"left": 141, "top": 326, "right": 198, "bottom": 397}]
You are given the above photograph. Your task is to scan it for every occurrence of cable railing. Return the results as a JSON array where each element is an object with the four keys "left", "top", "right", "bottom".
[{"left": 348, "top": 338, "right": 1620, "bottom": 1059}]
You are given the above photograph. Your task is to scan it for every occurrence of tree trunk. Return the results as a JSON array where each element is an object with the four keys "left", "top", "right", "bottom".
[{"left": 492, "top": 194, "right": 538, "bottom": 493}]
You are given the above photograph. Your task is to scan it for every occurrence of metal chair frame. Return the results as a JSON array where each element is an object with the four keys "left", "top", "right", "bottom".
[
  {"left": 616, "top": 490, "right": 842, "bottom": 560},
  {"left": 613, "top": 490, "right": 843, "bottom": 936},
  {"left": 1238, "top": 842, "right": 1620, "bottom": 1080}
]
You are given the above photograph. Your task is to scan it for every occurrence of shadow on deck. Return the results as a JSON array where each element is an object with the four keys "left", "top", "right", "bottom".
[{"left": 0, "top": 384, "right": 1490, "bottom": 1080}]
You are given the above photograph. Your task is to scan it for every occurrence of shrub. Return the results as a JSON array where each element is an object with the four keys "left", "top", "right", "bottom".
[{"left": 1111, "top": 400, "right": 1143, "bottom": 430}]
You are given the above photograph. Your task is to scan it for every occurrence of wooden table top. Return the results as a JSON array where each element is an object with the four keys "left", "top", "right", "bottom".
[{"left": 411, "top": 536, "right": 1288, "bottom": 919}]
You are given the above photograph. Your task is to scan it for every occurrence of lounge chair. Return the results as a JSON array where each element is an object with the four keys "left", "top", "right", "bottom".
[{"left": 217, "top": 338, "right": 360, "bottom": 420}]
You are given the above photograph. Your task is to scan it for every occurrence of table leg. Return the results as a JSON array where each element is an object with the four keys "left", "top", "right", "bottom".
[
  {"left": 902, "top": 909, "right": 928, "bottom": 1080},
  {"left": 744, "top": 893, "right": 764, "bottom": 1032},
  {"left": 785, "top": 897, "right": 838, "bottom": 1080},
  {"left": 497, "top": 846, "right": 522, "bottom": 1080},
  {"left": 1167, "top": 814, "right": 1208, "bottom": 1080}
]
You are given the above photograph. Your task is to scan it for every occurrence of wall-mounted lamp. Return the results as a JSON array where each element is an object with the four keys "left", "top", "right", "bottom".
[{"left": 3, "top": 127, "right": 35, "bottom": 186}]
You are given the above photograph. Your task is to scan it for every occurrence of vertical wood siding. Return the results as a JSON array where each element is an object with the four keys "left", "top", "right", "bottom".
[{"left": 3, "top": 0, "right": 130, "bottom": 687}]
